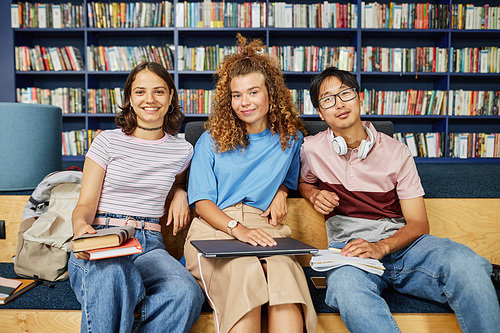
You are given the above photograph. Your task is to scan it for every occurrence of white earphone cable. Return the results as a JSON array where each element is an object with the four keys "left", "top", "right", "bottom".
[{"left": 197, "top": 252, "right": 220, "bottom": 333}]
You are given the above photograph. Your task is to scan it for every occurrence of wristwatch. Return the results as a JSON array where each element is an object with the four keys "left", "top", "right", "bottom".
[{"left": 227, "top": 219, "right": 240, "bottom": 236}]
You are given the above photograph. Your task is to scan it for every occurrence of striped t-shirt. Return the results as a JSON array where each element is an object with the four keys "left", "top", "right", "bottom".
[{"left": 86, "top": 129, "right": 193, "bottom": 217}]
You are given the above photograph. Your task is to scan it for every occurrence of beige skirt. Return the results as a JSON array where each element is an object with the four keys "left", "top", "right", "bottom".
[{"left": 184, "top": 203, "right": 317, "bottom": 333}]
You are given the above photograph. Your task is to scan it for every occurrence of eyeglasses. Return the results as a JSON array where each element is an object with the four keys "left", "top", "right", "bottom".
[{"left": 318, "top": 88, "right": 357, "bottom": 109}]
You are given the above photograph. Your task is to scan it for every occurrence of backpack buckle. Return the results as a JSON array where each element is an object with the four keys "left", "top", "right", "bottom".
[{"left": 36, "top": 202, "right": 47, "bottom": 210}]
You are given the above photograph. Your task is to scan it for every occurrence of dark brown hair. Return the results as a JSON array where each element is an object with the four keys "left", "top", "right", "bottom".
[{"left": 115, "top": 62, "right": 184, "bottom": 135}]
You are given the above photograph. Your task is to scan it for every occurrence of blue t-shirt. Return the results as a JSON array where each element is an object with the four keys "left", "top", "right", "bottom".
[{"left": 188, "top": 128, "right": 303, "bottom": 211}]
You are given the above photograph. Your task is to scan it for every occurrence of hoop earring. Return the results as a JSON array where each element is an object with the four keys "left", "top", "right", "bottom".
[{"left": 167, "top": 105, "right": 174, "bottom": 113}]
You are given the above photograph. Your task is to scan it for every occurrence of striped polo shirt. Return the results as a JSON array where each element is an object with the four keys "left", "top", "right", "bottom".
[
  {"left": 87, "top": 129, "right": 193, "bottom": 217},
  {"left": 300, "top": 121, "right": 424, "bottom": 222}
]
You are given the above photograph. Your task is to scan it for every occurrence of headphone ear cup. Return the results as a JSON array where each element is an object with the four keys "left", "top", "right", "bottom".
[
  {"left": 358, "top": 139, "right": 373, "bottom": 159},
  {"left": 358, "top": 140, "right": 367, "bottom": 159},
  {"left": 332, "top": 136, "right": 348, "bottom": 155}
]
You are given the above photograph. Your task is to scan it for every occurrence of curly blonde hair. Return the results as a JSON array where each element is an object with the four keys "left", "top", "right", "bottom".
[{"left": 206, "top": 34, "right": 305, "bottom": 153}]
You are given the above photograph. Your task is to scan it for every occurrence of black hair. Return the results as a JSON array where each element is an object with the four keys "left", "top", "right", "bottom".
[{"left": 309, "top": 67, "right": 360, "bottom": 110}]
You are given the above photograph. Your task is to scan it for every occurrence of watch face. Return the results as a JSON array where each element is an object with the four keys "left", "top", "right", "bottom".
[{"left": 228, "top": 220, "right": 238, "bottom": 229}]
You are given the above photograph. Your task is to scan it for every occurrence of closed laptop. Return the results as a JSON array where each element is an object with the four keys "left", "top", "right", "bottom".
[{"left": 191, "top": 237, "right": 318, "bottom": 258}]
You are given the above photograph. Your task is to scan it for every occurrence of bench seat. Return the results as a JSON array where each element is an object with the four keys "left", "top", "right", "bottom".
[{"left": 1, "top": 195, "right": 498, "bottom": 332}]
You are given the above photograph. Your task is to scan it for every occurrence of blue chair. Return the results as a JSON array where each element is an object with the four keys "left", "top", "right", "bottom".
[{"left": 0, "top": 102, "right": 62, "bottom": 191}]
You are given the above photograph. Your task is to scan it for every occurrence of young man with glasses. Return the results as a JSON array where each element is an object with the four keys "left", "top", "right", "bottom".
[{"left": 298, "top": 67, "right": 500, "bottom": 332}]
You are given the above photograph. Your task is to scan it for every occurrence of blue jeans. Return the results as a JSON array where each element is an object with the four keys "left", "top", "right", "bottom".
[
  {"left": 68, "top": 214, "right": 204, "bottom": 333},
  {"left": 325, "top": 235, "right": 500, "bottom": 333}
]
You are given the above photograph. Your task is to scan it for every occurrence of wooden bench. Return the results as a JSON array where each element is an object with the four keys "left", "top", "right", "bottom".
[{"left": 1, "top": 195, "right": 498, "bottom": 332}]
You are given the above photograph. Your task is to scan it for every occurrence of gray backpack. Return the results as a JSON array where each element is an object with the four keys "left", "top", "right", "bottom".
[{"left": 14, "top": 169, "right": 82, "bottom": 281}]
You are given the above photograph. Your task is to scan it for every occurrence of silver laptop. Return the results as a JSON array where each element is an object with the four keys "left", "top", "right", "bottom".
[{"left": 191, "top": 237, "right": 318, "bottom": 258}]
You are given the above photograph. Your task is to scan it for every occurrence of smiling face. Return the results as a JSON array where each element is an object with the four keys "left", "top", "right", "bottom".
[
  {"left": 130, "top": 69, "right": 173, "bottom": 129},
  {"left": 230, "top": 72, "right": 270, "bottom": 134},
  {"left": 317, "top": 75, "right": 362, "bottom": 133}
]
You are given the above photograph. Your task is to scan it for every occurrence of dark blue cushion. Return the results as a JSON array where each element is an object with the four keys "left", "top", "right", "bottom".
[{"left": 2, "top": 263, "right": 497, "bottom": 314}]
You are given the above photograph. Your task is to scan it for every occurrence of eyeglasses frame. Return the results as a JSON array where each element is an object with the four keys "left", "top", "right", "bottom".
[{"left": 318, "top": 87, "right": 358, "bottom": 110}]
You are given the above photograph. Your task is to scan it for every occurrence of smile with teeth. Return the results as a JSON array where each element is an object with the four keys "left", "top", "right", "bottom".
[{"left": 143, "top": 107, "right": 159, "bottom": 113}]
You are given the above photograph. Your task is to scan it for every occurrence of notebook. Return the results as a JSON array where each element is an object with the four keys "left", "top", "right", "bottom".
[{"left": 191, "top": 237, "right": 318, "bottom": 258}]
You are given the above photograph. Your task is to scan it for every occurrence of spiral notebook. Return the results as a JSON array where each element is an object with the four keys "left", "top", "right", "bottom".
[{"left": 191, "top": 237, "right": 318, "bottom": 258}]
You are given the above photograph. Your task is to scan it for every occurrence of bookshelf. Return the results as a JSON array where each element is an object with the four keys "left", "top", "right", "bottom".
[{"left": 0, "top": 0, "right": 499, "bottom": 163}]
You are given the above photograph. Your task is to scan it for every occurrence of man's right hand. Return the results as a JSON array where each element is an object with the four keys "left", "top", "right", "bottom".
[{"left": 310, "top": 188, "right": 339, "bottom": 215}]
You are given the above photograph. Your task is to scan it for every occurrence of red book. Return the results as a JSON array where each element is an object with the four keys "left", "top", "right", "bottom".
[
  {"left": 88, "top": 237, "right": 143, "bottom": 260},
  {"left": 40, "top": 46, "right": 50, "bottom": 70}
]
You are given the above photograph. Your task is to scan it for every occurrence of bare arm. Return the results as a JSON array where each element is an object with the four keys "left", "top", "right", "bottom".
[
  {"left": 71, "top": 158, "right": 106, "bottom": 259},
  {"left": 166, "top": 169, "right": 190, "bottom": 236},
  {"left": 341, "top": 196, "right": 430, "bottom": 259},
  {"left": 260, "top": 184, "right": 289, "bottom": 226},
  {"left": 195, "top": 199, "right": 277, "bottom": 247},
  {"left": 298, "top": 177, "right": 339, "bottom": 215}
]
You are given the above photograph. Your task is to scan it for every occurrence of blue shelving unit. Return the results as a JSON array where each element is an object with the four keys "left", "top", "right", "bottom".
[{"left": 0, "top": 0, "right": 499, "bottom": 162}]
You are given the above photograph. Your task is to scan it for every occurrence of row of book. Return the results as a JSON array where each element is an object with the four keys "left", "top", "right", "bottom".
[
  {"left": 86, "top": 45, "right": 174, "bottom": 72},
  {"left": 361, "top": 47, "right": 448, "bottom": 73},
  {"left": 269, "top": 46, "right": 356, "bottom": 72},
  {"left": 178, "top": 45, "right": 357, "bottom": 73},
  {"left": 175, "top": 1, "right": 266, "bottom": 28},
  {"left": 62, "top": 129, "right": 102, "bottom": 156},
  {"left": 448, "top": 133, "right": 500, "bottom": 159},
  {"left": 16, "top": 87, "right": 84, "bottom": 114},
  {"left": 177, "top": 45, "right": 238, "bottom": 71},
  {"left": 268, "top": 2, "right": 357, "bottom": 28},
  {"left": 394, "top": 132, "right": 444, "bottom": 158},
  {"left": 10, "top": 2, "right": 500, "bottom": 31},
  {"left": 451, "top": 47, "right": 499, "bottom": 74},
  {"left": 360, "top": 89, "right": 447, "bottom": 116},
  {"left": 449, "top": 90, "right": 499, "bottom": 117},
  {"left": 63, "top": 129, "right": 87, "bottom": 156},
  {"left": 88, "top": 88, "right": 124, "bottom": 114},
  {"left": 179, "top": 89, "right": 212, "bottom": 114},
  {"left": 10, "top": 2, "right": 84, "bottom": 28},
  {"left": 88, "top": 1, "right": 173, "bottom": 28},
  {"left": 179, "top": 88, "right": 317, "bottom": 115},
  {"left": 15, "top": 45, "right": 84, "bottom": 72},
  {"left": 14, "top": 44, "right": 498, "bottom": 74},
  {"left": 361, "top": 2, "right": 449, "bottom": 29},
  {"left": 361, "top": 47, "right": 414, "bottom": 72},
  {"left": 290, "top": 89, "right": 315, "bottom": 115},
  {"left": 14, "top": 86, "right": 500, "bottom": 118},
  {"left": 451, "top": 4, "right": 500, "bottom": 30}
]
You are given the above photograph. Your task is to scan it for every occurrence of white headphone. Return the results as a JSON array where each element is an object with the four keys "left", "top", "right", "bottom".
[{"left": 330, "top": 126, "right": 375, "bottom": 159}]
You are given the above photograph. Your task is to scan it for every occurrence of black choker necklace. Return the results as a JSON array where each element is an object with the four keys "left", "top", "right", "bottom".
[{"left": 137, "top": 124, "right": 163, "bottom": 131}]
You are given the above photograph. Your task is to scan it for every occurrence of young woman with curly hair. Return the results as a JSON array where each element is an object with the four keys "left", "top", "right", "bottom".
[{"left": 184, "top": 34, "right": 317, "bottom": 333}]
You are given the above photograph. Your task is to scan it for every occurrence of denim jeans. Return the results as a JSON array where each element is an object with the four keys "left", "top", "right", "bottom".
[
  {"left": 68, "top": 214, "right": 204, "bottom": 333},
  {"left": 325, "top": 235, "right": 500, "bottom": 333}
]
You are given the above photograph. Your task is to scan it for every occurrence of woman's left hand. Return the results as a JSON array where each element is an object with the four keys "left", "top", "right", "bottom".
[
  {"left": 261, "top": 186, "right": 288, "bottom": 226},
  {"left": 167, "top": 188, "right": 190, "bottom": 235}
]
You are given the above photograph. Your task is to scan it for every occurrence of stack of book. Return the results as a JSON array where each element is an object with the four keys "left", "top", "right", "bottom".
[
  {"left": 0, "top": 277, "right": 37, "bottom": 305},
  {"left": 71, "top": 226, "right": 142, "bottom": 260}
]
